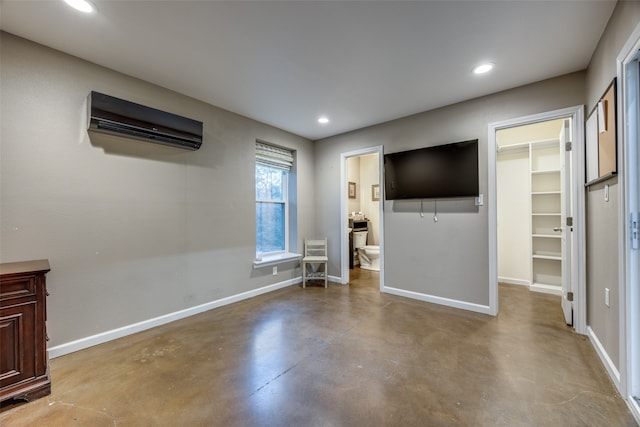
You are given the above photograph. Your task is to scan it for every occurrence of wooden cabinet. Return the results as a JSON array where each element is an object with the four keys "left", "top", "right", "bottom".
[{"left": 0, "top": 259, "right": 51, "bottom": 403}]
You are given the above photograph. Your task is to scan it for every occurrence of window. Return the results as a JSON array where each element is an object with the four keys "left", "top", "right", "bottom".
[{"left": 256, "top": 142, "right": 294, "bottom": 256}]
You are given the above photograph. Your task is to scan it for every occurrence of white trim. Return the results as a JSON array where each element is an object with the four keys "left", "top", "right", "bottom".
[
  {"left": 382, "top": 286, "right": 493, "bottom": 315},
  {"left": 328, "top": 274, "right": 341, "bottom": 284},
  {"left": 497, "top": 276, "right": 530, "bottom": 287},
  {"left": 628, "top": 398, "right": 640, "bottom": 426},
  {"left": 340, "top": 146, "right": 385, "bottom": 289},
  {"left": 253, "top": 252, "right": 301, "bottom": 268},
  {"left": 48, "top": 277, "right": 301, "bottom": 359},
  {"left": 488, "top": 118, "right": 499, "bottom": 316},
  {"left": 488, "top": 105, "right": 586, "bottom": 332},
  {"left": 588, "top": 326, "right": 622, "bottom": 393},
  {"left": 618, "top": 19, "right": 640, "bottom": 410},
  {"left": 529, "top": 283, "right": 562, "bottom": 296}
]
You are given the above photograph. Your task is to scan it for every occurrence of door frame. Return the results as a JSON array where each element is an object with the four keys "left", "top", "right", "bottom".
[
  {"left": 340, "top": 145, "right": 384, "bottom": 289},
  {"left": 488, "top": 106, "right": 586, "bottom": 333},
  {"left": 618, "top": 20, "right": 640, "bottom": 420}
]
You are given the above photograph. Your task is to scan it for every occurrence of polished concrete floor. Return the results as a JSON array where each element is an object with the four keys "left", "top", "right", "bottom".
[{"left": 1, "top": 269, "right": 637, "bottom": 426}]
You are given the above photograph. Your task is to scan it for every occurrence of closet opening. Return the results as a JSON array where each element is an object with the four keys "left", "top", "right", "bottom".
[{"left": 489, "top": 106, "right": 585, "bottom": 331}]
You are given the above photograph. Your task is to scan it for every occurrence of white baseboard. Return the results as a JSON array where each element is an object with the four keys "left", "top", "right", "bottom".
[
  {"left": 587, "top": 326, "right": 621, "bottom": 393},
  {"left": 628, "top": 396, "right": 640, "bottom": 426},
  {"left": 498, "top": 276, "right": 530, "bottom": 287},
  {"left": 328, "top": 274, "right": 342, "bottom": 284},
  {"left": 382, "top": 286, "right": 493, "bottom": 315},
  {"left": 48, "top": 277, "right": 302, "bottom": 359},
  {"left": 529, "top": 283, "right": 562, "bottom": 296}
]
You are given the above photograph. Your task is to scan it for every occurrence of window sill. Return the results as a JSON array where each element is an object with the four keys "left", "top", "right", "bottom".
[{"left": 253, "top": 252, "right": 302, "bottom": 268}]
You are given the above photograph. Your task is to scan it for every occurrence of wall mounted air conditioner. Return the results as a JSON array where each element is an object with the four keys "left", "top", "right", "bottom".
[{"left": 87, "top": 91, "right": 203, "bottom": 150}]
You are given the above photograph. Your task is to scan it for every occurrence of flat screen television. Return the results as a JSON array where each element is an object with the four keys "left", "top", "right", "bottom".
[{"left": 384, "top": 139, "right": 479, "bottom": 200}]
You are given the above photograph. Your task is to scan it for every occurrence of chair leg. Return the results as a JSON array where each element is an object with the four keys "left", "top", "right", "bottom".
[
  {"left": 324, "top": 262, "right": 327, "bottom": 288},
  {"left": 303, "top": 262, "right": 306, "bottom": 288}
]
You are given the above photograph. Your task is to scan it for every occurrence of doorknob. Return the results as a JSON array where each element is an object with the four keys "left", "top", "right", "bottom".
[{"left": 553, "top": 227, "right": 562, "bottom": 232}]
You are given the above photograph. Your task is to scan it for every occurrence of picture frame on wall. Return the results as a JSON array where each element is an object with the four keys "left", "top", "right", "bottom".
[
  {"left": 372, "top": 184, "right": 380, "bottom": 201},
  {"left": 348, "top": 181, "right": 356, "bottom": 199}
]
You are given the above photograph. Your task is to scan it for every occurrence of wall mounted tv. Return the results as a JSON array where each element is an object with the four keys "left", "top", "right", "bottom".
[{"left": 384, "top": 139, "right": 479, "bottom": 200}]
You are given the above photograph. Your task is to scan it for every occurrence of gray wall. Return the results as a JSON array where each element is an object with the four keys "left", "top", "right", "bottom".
[
  {"left": 584, "top": 0, "right": 640, "bottom": 372},
  {"left": 314, "top": 73, "right": 585, "bottom": 307},
  {"left": 0, "top": 33, "right": 315, "bottom": 347}
]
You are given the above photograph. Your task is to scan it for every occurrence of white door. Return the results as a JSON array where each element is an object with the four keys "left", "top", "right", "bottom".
[{"left": 560, "top": 119, "right": 573, "bottom": 325}]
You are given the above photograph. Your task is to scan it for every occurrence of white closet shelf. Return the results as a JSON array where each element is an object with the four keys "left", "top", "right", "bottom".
[
  {"left": 497, "top": 138, "right": 559, "bottom": 153},
  {"left": 532, "top": 234, "right": 561, "bottom": 239},
  {"left": 532, "top": 252, "right": 562, "bottom": 260},
  {"left": 532, "top": 212, "right": 561, "bottom": 216},
  {"left": 532, "top": 191, "right": 561, "bottom": 195},
  {"left": 531, "top": 169, "right": 561, "bottom": 175}
]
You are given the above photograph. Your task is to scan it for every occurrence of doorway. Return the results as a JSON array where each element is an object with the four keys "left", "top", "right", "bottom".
[
  {"left": 340, "top": 146, "right": 384, "bottom": 289},
  {"left": 496, "top": 119, "right": 571, "bottom": 321},
  {"left": 489, "top": 106, "right": 586, "bottom": 332},
  {"left": 620, "top": 23, "right": 640, "bottom": 420}
]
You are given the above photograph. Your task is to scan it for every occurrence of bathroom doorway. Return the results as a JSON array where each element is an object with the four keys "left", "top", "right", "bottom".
[{"left": 340, "top": 146, "right": 384, "bottom": 289}]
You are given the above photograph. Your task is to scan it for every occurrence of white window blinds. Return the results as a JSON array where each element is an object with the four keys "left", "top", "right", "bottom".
[{"left": 256, "top": 142, "right": 294, "bottom": 171}]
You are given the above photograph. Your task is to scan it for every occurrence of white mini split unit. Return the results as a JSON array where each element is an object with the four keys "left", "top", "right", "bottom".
[{"left": 87, "top": 91, "right": 203, "bottom": 150}]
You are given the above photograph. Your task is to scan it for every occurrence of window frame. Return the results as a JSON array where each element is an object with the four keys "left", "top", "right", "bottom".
[{"left": 255, "top": 164, "right": 289, "bottom": 256}]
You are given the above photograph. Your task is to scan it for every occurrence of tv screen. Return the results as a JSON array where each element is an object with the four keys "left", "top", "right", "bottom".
[{"left": 384, "top": 139, "right": 479, "bottom": 200}]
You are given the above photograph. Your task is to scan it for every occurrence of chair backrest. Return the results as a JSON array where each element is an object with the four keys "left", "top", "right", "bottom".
[{"left": 305, "top": 238, "right": 327, "bottom": 257}]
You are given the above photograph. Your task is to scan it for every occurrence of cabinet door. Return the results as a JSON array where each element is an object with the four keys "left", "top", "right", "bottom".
[{"left": 0, "top": 303, "right": 37, "bottom": 389}]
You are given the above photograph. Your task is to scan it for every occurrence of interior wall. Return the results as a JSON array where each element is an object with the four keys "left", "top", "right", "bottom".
[
  {"left": 587, "top": 178, "right": 620, "bottom": 367},
  {"left": 496, "top": 150, "right": 530, "bottom": 285},
  {"left": 347, "top": 157, "right": 361, "bottom": 214},
  {"left": 359, "top": 153, "right": 380, "bottom": 245},
  {"left": 584, "top": 0, "right": 640, "bottom": 373},
  {"left": 0, "top": 33, "right": 315, "bottom": 348},
  {"left": 346, "top": 154, "right": 380, "bottom": 244},
  {"left": 315, "top": 72, "right": 585, "bottom": 307}
]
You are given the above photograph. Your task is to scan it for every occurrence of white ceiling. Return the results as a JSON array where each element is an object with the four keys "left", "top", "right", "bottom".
[{"left": 0, "top": 0, "right": 616, "bottom": 140}]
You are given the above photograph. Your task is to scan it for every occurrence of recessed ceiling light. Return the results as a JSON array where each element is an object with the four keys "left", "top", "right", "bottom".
[
  {"left": 473, "top": 63, "right": 494, "bottom": 75},
  {"left": 318, "top": 116, "right": 329, "bottom": 124},
  {"left": 63, "top": 0, "right": 96, "bottom": 13}
]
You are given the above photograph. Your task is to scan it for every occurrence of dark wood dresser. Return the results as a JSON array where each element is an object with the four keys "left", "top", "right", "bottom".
[{"left": 0, "top": 259, "right": 51, "bottom": 403}]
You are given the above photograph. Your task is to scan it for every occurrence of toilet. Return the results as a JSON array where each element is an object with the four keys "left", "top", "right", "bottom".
[
  {"left": 353, "top": 231, "right": 380, "bottom": 271},
  {"left": 357, "top": 245, "right": 380, "bottom": 271}
]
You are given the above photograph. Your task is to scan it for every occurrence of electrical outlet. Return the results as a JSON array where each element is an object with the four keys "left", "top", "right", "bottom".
[
  {"left": 475, "top": 194, "right": 484, "bottom": 206},
  {"left": 272, "top": 266, "right": 277, "bottom": 276},
  {"left": 605, "top": 288, "right": 610, "bottom": 307}
]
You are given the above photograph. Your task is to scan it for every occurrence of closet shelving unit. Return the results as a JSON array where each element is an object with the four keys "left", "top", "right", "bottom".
[
  {"left": 497, "top": 138, "right": 563, "bottom": 294},
  {"left": 530, "top": 139, "right": 562, "bottom": 294}
]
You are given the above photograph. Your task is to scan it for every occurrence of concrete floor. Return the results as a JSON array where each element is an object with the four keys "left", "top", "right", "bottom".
[{"left": 1, "top": 269, "right": 637, "bottom": 426}]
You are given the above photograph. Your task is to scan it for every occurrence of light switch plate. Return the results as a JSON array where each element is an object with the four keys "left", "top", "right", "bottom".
[
  {"left": 475, "top": 194, "right": 484, "bottom": 206},
  {"left": 604, "top": 184, "right": 609, "bottom": 202}
]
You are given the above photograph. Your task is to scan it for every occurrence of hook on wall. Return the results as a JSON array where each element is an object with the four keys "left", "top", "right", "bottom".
[{"left": 434, "top": 199, "right": 438, "bottom": 223}]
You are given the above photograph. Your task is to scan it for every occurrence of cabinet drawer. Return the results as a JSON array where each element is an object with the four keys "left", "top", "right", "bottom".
[{"left": 0, "top": 277, "right": 36, "bottom": 303}]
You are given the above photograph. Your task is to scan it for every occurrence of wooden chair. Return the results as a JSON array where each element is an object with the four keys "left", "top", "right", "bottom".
[{"left": 302, "top": 238, "right": 328, "bottom": 288}]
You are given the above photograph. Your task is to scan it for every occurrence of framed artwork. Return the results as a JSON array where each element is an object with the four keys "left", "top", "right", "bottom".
[
  {"left": 348, "top": 181, "right": 356, "bottom": 199},
  {"left": 372, "top": 184, "right": 380, "bottom": 201}
]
